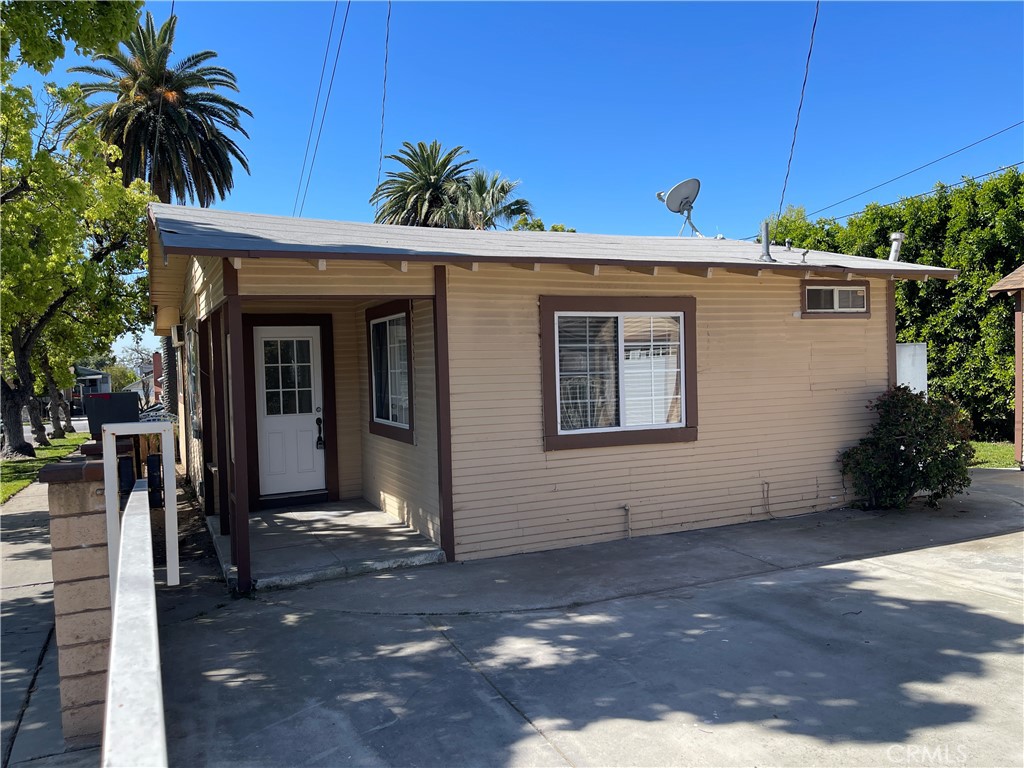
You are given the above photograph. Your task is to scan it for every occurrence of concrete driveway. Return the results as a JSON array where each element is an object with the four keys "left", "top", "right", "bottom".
[{"left": 158, "top": 469, "right": 1023, "bottom": 767}]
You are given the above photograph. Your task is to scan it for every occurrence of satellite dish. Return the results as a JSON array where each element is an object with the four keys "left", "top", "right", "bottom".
[{"left": 656, "top": 178, "right": 704, "bottom": 237}]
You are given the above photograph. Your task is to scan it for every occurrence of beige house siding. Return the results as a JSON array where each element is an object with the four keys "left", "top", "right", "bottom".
[
  {"left": 236, "top": 260, "right": 435, "bottom": 297},
  {"left": 446, "top": 265, "right": 889, "bottom": 560},
  {"left": 360, "top": 299, "right": 441, "bottom": 542}
]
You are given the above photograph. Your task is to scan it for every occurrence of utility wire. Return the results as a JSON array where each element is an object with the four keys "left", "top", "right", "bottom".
[
  {"left": 298, "top": 0, "right": 353, "bottom": 218},
  {"left": 375, "top": 0, "right": 392, "bottom": 209},
  {"left": 829, "top": 161, "right": 1023, "bottom": 221},
  {"left": 805, "top": 120, "right": 1024, "bottom": 218},
  {"left": 292, "top": 1, "right": 340, "bottom": 216},
  {"left": 741, "top": 161, "right": 1024, "bottom": 239},
  {"left": 772, "top": 0, "right": 820, "bottom": 239}
]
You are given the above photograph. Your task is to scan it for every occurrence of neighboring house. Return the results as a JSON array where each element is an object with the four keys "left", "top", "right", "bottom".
[
  {"left": 989, "top": 264, "right": 1024, "bottom": 467},
  {"left": 121, "top": 351, "right": 164, "bottom": 407},
  {"left": 147, "top": 203, "right": 955, "bottom": 591},
  {"left": 70, "top": 365, "right": 112, "bottom": 414}
]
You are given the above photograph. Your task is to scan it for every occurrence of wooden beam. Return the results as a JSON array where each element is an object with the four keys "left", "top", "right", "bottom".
[
  {"left": 306, "top": 258, "right": 326, "bottom": 271},
  {"left": 230, "top": 257, "right": 243, "bottom": 270},
  {"left": 569, "top": 264, "right": 600, "bottom": 276},
  {"left": 226, "top": 295, "right": 251, "bottom": 593},
  {"left": 454, "top": 262, "right": 479, "bottom": 272},
  {"left": 386, "top": 260, "right": 409, "bottom": 273},
  {"left": 510, "top": 262, "right": 540, "bottom": 272},
  {"left": 677, "top": 267, "right": 714, "bottom": 278},
  {"left": 626, "top": 265, "right": 658, "bottom": 276}
]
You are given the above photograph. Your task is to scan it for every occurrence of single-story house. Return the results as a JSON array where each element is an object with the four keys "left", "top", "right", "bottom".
[
  {"left": 147, "top": 204, "right": 955, "bottom": 592},
  {"left": 989, "top": 264, "right": 1024, "bottom": 467}
]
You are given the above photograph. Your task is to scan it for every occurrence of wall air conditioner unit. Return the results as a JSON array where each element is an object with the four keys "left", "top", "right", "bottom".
[{"left": 171, "top": 324, "right": 186, "bottom": 348}]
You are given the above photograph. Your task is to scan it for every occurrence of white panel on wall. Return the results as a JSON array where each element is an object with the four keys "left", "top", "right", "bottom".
[{"left": 896, "top": 343, "right": 928, "bottom": 395}]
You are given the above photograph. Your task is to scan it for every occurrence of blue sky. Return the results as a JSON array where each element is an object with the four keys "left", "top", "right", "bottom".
[{"left": 11, "top": 1, "right": 1024, "bottom": 352}]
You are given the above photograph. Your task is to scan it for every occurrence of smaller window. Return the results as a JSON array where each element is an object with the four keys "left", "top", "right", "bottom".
[
  {"left": 801, "top": 281, "right": 871, "bottom": 318},
  {"left": 366, "top": 301, "right": 414, "bottom": 444}
]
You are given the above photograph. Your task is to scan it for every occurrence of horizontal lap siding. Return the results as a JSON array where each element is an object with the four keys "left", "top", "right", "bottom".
[
  {"left": 446, "top": 265, "right": 888, "bottom": 560},
  {"left": 361, "top": 299, "right": 441, "bottom": 543}
]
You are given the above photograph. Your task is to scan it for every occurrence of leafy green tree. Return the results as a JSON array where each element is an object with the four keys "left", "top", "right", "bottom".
[
  {"left": 1, "top": 1, "right": 142, "bottom": 74},
  {"left": 69, "top": 12, "right": 251, "bottom": 206},
  {"left": 771, "top": 169, "right": 1023, "bottom": 439},
  {"left": 103, "top": 363, "right": 137, "bottom": 393},
  {"left": 452, "top": 170, "right": 533, "bottom": 230},
  {"left": 512, "top": 215, "right": 576, "bottom": 233},
  {"left": 370, "top": 141, "right": 476, "bottom": 227},
  {"left": 1, "top": 78, "right": 152, "bottom": 457}
]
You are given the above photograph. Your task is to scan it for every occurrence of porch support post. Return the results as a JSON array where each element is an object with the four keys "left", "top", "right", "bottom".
[
  {"left": 198, "top": 318, "right": 214, "bottom": 515},
  {"left": 226, "top": 283, "right": 252, "bottom": 592},
  {"left": 433, "top": 265, "right": 456, "bottom": 562},
  {"left": 211, "top": 309, "right": 230, "bottom": 533}
]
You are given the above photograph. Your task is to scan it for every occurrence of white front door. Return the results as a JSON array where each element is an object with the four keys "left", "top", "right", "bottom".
[{"left": 254, "top": 326, "right": 326, "bottom": 496}]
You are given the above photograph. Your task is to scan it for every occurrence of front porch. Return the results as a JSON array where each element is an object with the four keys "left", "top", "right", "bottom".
[{"left": 207, "top": 499, "right": 446, "bottom": 591}]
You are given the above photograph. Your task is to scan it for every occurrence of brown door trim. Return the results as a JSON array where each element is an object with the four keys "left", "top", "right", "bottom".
[{"left": 242, "top": 313, "right": 340, "bottom": 508}]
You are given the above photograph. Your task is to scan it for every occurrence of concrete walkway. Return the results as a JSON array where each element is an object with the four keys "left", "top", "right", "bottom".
[
  {"left": 157, "top": 469, "right": 1022, "bottom": 768},
  {"left": 3, "top": 469, "right": 1021, "bottom": 767}
]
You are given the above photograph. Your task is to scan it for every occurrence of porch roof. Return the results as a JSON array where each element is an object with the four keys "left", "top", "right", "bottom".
[
  {"left": 148, "top": 204, "right": 957, "bottom": 282},
  {"left": 989, "top": 264, "right": 1024, "bottom": 294}
]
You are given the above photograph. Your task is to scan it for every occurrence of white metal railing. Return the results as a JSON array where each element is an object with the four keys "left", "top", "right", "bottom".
[
  {"left": 101, "top": 422, "right": 179, "bottom": 595},
  {"left": 100, "top": 422, "right": 177, "bottom": 767},
  {"left": 101, "top": 478, "right": 168, "bottom": 767}
]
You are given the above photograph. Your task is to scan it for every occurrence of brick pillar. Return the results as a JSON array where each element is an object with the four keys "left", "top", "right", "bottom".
[{"left": 39, "top": 461, "right": 111, "bottom": 746}]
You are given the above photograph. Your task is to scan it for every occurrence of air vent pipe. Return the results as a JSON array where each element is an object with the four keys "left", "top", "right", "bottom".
[
  {"left": 760, "top": 221, "right": 777, "bottom": 263},
  {"left": 889, "top": 232, "right": 906, "bottom": 262}
]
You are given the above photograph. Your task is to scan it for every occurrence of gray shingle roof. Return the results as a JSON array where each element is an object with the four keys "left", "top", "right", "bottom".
[{"left": 149, "top": 204, "right": 957, "bottom": 280}]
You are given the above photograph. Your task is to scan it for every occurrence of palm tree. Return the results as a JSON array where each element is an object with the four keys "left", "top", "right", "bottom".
[
  {"left": 69, "top": 12, "right": 251, "bottom": 206},
  {"left": 452, "top": 170, "right": 533, "bottom": 230},
  {"left": 370, "top": 141, "right": 476, "bottom": 227}
]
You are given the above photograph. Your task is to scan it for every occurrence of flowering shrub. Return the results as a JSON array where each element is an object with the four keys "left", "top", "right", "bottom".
[{"left": 839, "top": 386, "right": 974, "bottom": 509}]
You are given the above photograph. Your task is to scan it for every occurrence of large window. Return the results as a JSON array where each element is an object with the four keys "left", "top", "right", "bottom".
[
  {"left": 366, "top": 300, "right": 414, "bottom": 443},
  {"left": 801, "top": 280, "right": 871, "bottom": 318},
  {"left": 540, "top": 297, "right": 697, "bottom": 450}
]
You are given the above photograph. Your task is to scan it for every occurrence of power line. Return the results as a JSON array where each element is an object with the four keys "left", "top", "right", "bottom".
[
  {"left": 292, "top": 1, "right": 340, "bottom": 217},
  {"left": 830, "top": 161, "right": 1023, "bottom": 221},
  {"left": 741, "top": 161, "right": 1024, "bottom": 239},
  {"left": 298, "top": 0, "right": 353, "bottom": 218},
  {"left": 375, "top": 0, "right": 392, "bottom": 208},
  {"left": 805, "top": 120, "right": 1024, "bottom": 218},
  {"left": 772, "top": 0, "right": 820, "bottom": 239}
]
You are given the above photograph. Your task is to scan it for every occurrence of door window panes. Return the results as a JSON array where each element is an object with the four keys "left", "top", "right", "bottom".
[{"left": 263, "top": 337, "right": 314, "bottom": 416}]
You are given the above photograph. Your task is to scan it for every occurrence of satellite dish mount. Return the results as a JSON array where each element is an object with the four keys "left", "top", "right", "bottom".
[{"left": 656, "top": 178, "right": 704, "bottom": 237}]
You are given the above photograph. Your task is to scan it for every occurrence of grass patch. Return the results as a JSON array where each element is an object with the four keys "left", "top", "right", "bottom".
[
  {"left": 969, "top": 441, "right": 1017, "bottom": 469},
  {"left": 1, "top": 433, "right": 90, "bottom": 503}
]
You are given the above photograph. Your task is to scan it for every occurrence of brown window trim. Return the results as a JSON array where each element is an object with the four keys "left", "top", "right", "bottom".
[
  {"left": 539, "top": 296, "right": 698, "bottom": 451},
  {"left": 801, "top": 279, "right": 872, "bottom": 319},
  {"left": 366, "top": 299, "right": 415, "bottom": 444}
]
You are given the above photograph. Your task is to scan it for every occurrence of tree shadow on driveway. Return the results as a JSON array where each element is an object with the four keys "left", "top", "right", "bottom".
[{"left": 160, "top": 544, "right": 1024, "bottom": 767}]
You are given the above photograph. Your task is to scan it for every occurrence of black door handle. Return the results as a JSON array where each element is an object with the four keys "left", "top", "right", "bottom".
[{"left": 315, "top": 417, "right": 324, "bottom": 450}]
